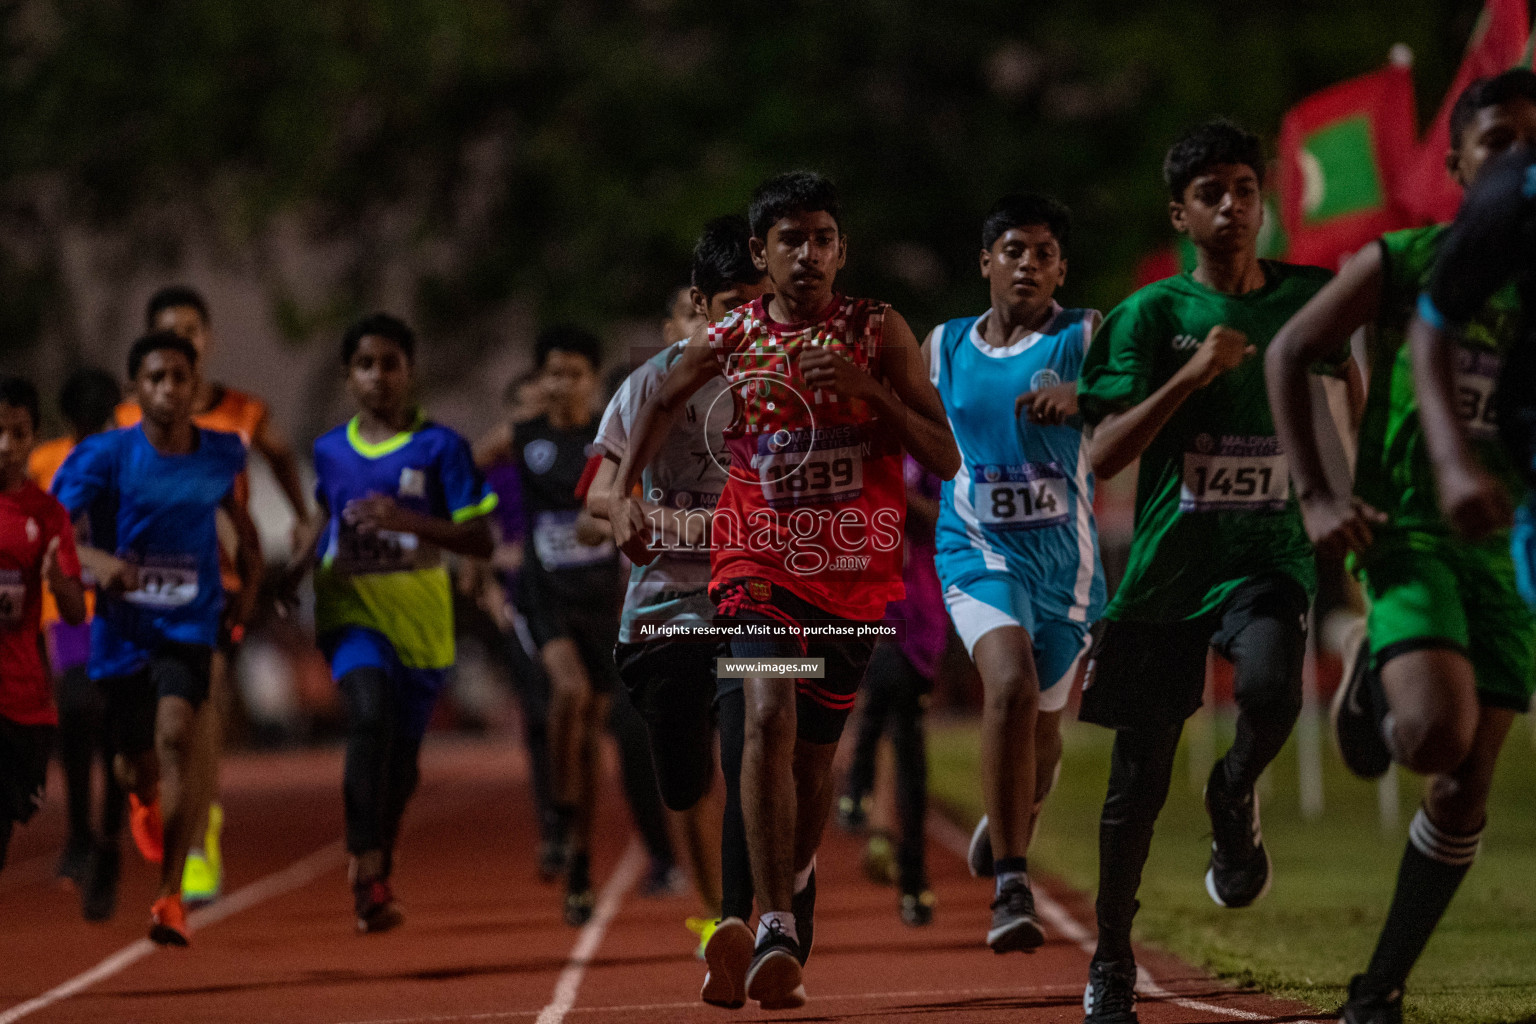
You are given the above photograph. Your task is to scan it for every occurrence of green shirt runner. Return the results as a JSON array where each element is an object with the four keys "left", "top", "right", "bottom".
[{"left": 1078, "top": 262, "right": 1332, "bottom": 622}]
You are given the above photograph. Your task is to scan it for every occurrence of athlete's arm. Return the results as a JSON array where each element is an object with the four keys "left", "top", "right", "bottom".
[
  {"left": 73, "top": 539, "right": 138, "bottom": 594},
  {"left": 802, "top": 309, "right": 959, "bottom": 479},
  {"left": 1089, "top": 325, "right": 1255, "bottom": 480},
  {"left": 343, "top": 494, "right": 495, "bottom": 560},
  {"left": 43, "top": 535, "right": 86, "bottom": 626},
  {"left": 251, "top": 410, "right": 311, "bottom": 526},
  {"left": 275, "top": 495, "right": 328, "bottom": 616},
  {"left": 222, "top": 487, "right": 265, "bottom": 634},
  {"left": 612, "top": 327, "right": 719, "bottom": 564},
  {"left": 587, "top": 454, "right": 708, "bottom": 549},
  {"left": 473, "top": 420, "right": 515, "bottom": 472},
  {"left": 1267, "top": 245, "right": 1387, "bottom": 557}
]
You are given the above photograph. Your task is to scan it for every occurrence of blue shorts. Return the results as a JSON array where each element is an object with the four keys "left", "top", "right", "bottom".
[
  {"left": 321, "top": 627, "right": 448, "bottom": 742},
  {"left": 942, "top": 572, "right": 1091, "bottom": 713}
]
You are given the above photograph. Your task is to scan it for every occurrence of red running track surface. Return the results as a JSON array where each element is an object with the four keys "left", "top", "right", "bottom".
[{"left": 0, "top": 738, "right": 1329, "bottom": 1024}]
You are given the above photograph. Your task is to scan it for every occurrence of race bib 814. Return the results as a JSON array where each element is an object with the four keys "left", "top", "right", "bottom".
[{"left": 971, "top": 464, "right": 1069, "bottom": 530}]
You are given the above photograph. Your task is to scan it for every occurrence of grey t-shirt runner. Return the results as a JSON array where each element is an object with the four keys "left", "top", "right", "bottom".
[{"left": 594, "top": 339, "right": 733, "bottom": 643}]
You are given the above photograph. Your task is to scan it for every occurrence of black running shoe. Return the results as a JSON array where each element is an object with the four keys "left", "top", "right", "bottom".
[
  {"left": 1083, "top": 958, "right": 1139, "bottom": 1023},
  {"left": 1332, "top": 635, "right": 1392, "bottom": 779},
  {"left": 899, "top": 887, "right": 936, "bottom": 927},
  {"left": 1338, "top": 974, "right": 1403, "bottom": 1024},
  {"left": 56, "top": 832, "right": 93, "bottom": 886},
  {"left": 744, "top": 920, "right": 805, "bottom": 1010},
  {"left": 790, "top": 865, "right": 815, "bottom": 965},
  {"left": 835, "top": 794, "right": 869, "bottom": 832},
  {"left": 987, "top": 875, "right": 1044, "bottom": 953},
  {"left": 563, "top": 884, "right": 594, "bottom": 927},
  {"left": 1203, "top": 759, "right": 1272, "bottom": 909},
  {"left": 353, "top": 878, "right": 405, "bottom": 934},
  {"left": 81, "top": 842, "right": 120, "bottom": 923}
]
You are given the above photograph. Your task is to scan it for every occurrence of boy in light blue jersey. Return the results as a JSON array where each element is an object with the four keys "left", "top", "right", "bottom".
[
  {"left": 282, "top": 313, "right": 495, "bottom": 934},
  {"left": 925, "top": 194, "right": 1105, "bottom": 954},
  {"left": 53, "top": 331, "right": 261, "bottom": 947}
]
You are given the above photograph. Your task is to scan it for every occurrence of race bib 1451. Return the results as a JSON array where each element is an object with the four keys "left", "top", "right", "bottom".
[{"left": 1180, "top": 435, "right": 1289, "bottom": 512}]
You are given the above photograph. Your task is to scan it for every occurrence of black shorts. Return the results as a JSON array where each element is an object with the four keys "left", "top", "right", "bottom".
[
  {"left": 96, "top": 643, "right": 213, "bottom": 758},
  {"left": 614, "top": 639, "right": 719, "bottom": 811},
  {"left": 519, "top": 572, "right": 622, "bottom": 696},
  {"left": 712, "top": 577, "right": 876, "bottom": 745},
  {"left": 0, "top": 716, "right": 54, "bottom": 825},
  {"left": 1079, "top": 573, "right": 1308, "bottom": 731}
]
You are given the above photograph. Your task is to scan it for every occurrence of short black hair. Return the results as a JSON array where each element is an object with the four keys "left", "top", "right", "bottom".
[
  {"left": 664, "top": 283, "right": 692, "bottom": 318},
  {"left": 981, "top": 193, "right": 1073, "bottom": 256},
  {"left": 748, "top": 171, "right": 843, "bottom": 240},
  {"left": 1163, "top": 119, "right": 1266, "bottom": 200},
  {"left": 342, "top": 312, "right": 416, "bottom": 366},
  {"left": 128, "top": 331, "right": 199, "bottom": 379},
  {"left": 534, "top": 325, "right": 602, "bottom": 371},
  {"left": 691, "top": 215, "right": 764, "bottom": 300},
  {"left": 59, "top": 368, "right": 121, "bottom": 437},
  {"left": 145, "top": 285, "right": 210, "bottom": 331},
  {"left": 1450, "top": 69, "right": 1536, "bottom": 151},
  {"left": 0, "top": 376, "right": 41, "bottom": 431}
]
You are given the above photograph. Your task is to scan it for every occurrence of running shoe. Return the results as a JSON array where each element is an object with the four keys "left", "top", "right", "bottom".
[
  {"left": 181, "top": 801, "right": 224, "bottom": 907},
  {"left": 1203, "top": 759, "right": 1272, "bottom": 909},
  {"left": 899, "top": 886, "right": 936, "bottom": 927},
  {"left": 686, "top": 915, "right": 715, "bottom": 960},
  {"left": 55, "top": 832, "right": 93, "bottom": 887},
  {"left": 149, "top": 894, "right": 190, "bottom": 946},
  {"left": 81, "top": 841, "right": 120, "bottom": 922},
  {"left": 1083, "top": 958, "right": 1138, "bottom": 1023},
  {"left": 988, "top": 874, "right": 1044, "bottom": 953},
  {"left": 791, "top": 864, "right": 816, "bottom": 965},
  {"left": 128, "top": 793, "right": 164, "bottom": 865},
  {"left": 354, "top": 878, "right": 405, "bottom": 934},
  {"left": 564, "top": 885, "right": 594, "bottom": 926},
  {"left": 1338, "top": 974, "right": 1403, "bottom": 1024},
  {"left": 744, "top": 920, "right": 805, "bottom": 1010},
  {"left": 968, "top": 815, "right": 994, "bottom": 877},
  {"left": 1332, "top": 634, "right": 1392, "bottom": 779},
  {"left": 537, "top": 838, "right": 568, "bottom": 883},
  {"left": 835, "top": 793, "right": 870, "bottom": 832},
  {"left": 699, "top": 916, "right": 754, "bottom": 1009},
  {"left": 639, "top": 859, "right": 687, "bottom": 898},
  {"left": 861, "top": 831, "right": 897, "bottom": 885}
]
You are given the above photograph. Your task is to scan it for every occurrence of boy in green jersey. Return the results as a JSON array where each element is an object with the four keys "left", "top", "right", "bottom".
[
  {"left": 1074, "top": 120, "right": 1334, "bottom": 1023},
  {"left": 1269, "top": 71, "right": 1536, "bottom": 1024}
]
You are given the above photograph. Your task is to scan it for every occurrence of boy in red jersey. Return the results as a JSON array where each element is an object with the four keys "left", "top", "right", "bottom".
[
  {"left": 0, "top": 376, "right": 86, "bottom": 873},
  {"left": 613, "top": 172, "right": 958, "bottom": 1009}
]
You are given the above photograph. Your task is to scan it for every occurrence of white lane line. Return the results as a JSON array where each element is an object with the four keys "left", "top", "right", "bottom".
[
  {"left": 332, "top": 983, "right": 1089, "bottom": 1024},
  {"left": 533, "top": 839, "right": 646, "bottom": 1024},
  {"left": 0, "top": 841, "right": 346, "bottom": 1024},
  {"left": 926, "top": 814, "right": 1267, "bottom": 1022}
]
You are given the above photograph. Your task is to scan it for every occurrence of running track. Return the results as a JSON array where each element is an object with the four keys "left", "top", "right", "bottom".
[{"left": 0, "top": 737, "right": 1329, "bottom": 1024}]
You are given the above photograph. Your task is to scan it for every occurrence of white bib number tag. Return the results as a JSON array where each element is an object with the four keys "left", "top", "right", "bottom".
[
  {"left": 124, "top": 560, "right": 199, "bottom": 609},
  {"left": 1180, "top": 436, "right": 1289, "bottom": 512},
  {"left": 1454, "top": 348, "right": 1501, "bottom": 443},
  {"left": 0, "top": 571, "right": 25, "bottom": 626},
  {"left": 533, "top": 511, "right": 615, "bottom": 570},
  {"left": 756, "top": 427, "right": 864, "bottom": 508},
  {"left": 336, "top": 524, "right": 420, "bottom": 575},
  {"left": 972, "top": 465, "right": 1069, "bottom": 530}
]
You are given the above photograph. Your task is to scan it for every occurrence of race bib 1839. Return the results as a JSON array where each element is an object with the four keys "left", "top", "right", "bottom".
[
  {"left": 123, "top": 556, "right": 200, "bottom": 609},
  {"left": 1454, "top": 347, "right": 1501, "bottom": 443},
  {"left": 1180, "top": 435, "right": 1289, "bottom": 512},
  {"left": 755, "top": 425, "right": 864, "bottom": 508},
  {"left": 971, "top": 464, "right": 1070, "bottom": 530},
  {"left": 0, "top": 569, "right": 25, "bottom": 626}
]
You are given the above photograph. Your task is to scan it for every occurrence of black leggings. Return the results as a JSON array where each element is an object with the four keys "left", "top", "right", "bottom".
[
  {"left": 339, "top": 668, "right": 423, "bottom": 867},
  {"left": 609, "top": 684, "right": 675, "bottom": 868},
  {"left": 504, "top": 625, "right": 556, "bottom": 842},
  {"left": 56, "top": 665, "right": 126, "bottom": 843},
  {"left": 844, "top": 642, "right": 928, "bottom": 888},
  {"left": 716, "top": 687, "right": 754, "bottom": 922}
]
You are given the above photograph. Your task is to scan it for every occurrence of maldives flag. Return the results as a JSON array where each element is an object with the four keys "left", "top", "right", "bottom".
[
  {"left": 1397, "top": 0, "right": 1529, "bottom": 224},
  {"left": 1278, "top": 59, "right": 1417, "bottom": 269}
]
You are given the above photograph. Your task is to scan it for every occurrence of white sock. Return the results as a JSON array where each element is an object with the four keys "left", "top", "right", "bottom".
[
  {"left": 756, "top": 911, "right": 798, "bottom": 946},
  {"left": 793, "top": 856, "right": 816, "bottom": 894}
]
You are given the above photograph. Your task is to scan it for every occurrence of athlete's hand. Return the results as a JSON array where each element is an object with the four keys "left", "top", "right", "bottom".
[
  {"left": 41, "top": 537, "right": 70, "bottom": 590},
  {"left": 98, "top": 555, "right": 140, "bottom": 593},
  {"left": 1016, "top": 382, "right": 1079, "bottom": 426},
  {"left": 1298, "top": 492, "right": 1387, "bottom": 559},
  {"left": 344, "top": 494, "right": 410, "bottom": 535},
  {"left": 610, "top": 495, "right": 659, "bottom": 566},
  {"left": 1438, "top": 462, "right": 1514, "bottom": 540},
  {"left": 1181, "top": 325, "right": 1255, "bottom": 389},
  {"left": 799, "top": 347, "right": 876, "bottom": 401}
]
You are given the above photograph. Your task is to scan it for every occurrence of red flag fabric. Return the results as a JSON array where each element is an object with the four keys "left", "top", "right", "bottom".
[
  {"left": 1278, "top": 60, "right": 1418, "bottom": 270},
  {"left": 1398, "top": 0, "right": 1529, "bottom": 224}
]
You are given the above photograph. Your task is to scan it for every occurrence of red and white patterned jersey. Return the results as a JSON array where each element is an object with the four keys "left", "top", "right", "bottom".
[{"left": 705, "top": 294, "right": 906, "bottom": 621}]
